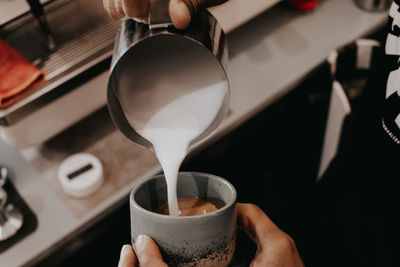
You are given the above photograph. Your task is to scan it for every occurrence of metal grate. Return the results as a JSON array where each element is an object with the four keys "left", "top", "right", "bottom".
[{"left": 0, "top": 0, "right": 120, "bottom": 116}]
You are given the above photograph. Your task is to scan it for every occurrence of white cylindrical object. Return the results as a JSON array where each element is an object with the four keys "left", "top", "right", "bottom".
[{"left": 58, "top": 153, "right": 104, "bottom": 198}]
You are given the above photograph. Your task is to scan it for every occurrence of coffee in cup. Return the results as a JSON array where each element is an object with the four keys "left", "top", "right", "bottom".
[{"left": 154, "top": 197, "right": 226, "bottom": 216}]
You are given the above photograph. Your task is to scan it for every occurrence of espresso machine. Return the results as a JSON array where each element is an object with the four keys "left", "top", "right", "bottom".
[
  {"left": 0, "top": 0, "right": 119, "bottom": 247},
  {"left": 0, "top": 0, "right": 120, "bottom": 148}
]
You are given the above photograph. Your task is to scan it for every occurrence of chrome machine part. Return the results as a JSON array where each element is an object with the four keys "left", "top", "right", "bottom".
[
  {"left": 0, "top": 166, "right": 7, "bottom": 187},
  {"left": 0, "top": 0, "right": 120, "bottom": 127},
  {"left": 0, "top": 166, "right": 24, "bottom": 241}
]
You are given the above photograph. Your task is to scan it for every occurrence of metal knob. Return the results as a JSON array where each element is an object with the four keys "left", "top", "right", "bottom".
[
  {"left": 354, "top": 0, "right": 392, "bottom": 11},
  {"left": 0, "top": 166, "right": 8, "bottom": 210},
  {"left": 0, "top": 166, "right": 23, "bottom": 241}
]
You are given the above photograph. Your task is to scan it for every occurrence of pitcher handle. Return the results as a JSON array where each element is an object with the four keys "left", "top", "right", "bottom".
[{"left": 149, "top": 0, "right": 173, "bottom": 30}]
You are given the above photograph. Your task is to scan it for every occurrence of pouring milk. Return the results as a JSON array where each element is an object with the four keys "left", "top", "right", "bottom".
[{"left": 119, "top": 37, "right": 228, "bottom": 216}]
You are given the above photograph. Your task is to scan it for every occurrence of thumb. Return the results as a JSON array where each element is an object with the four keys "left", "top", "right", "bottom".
[
  {"left": 117, "top": 245, "right": 137, "bottom": 267},
  {"left": 133, "top": 235, "right": 167, "bottom": 267},
  {"left": 169, "top": 0, "right": 227, "bottom": 29}
]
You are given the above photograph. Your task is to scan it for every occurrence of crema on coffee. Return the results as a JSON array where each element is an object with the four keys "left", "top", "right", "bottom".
[{"left": 155, "top": 197, "right": 225, "bottom": 216}]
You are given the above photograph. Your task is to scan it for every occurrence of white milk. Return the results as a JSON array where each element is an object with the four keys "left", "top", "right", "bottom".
[
  {"left": 138, "top": 82, "right": 227, "bottom": 215},
  {"left": 119, "top": 36, "right": 228, "bottom": 215}
]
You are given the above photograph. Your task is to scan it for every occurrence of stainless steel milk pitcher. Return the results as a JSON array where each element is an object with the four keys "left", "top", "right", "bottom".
[{"left": 107, "top": 0, "right": 229, "bottom": 150}]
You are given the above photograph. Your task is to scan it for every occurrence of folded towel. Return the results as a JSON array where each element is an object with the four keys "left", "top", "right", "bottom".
[{"left": 0, "top": 39, "right": 45, "bottom": 108}]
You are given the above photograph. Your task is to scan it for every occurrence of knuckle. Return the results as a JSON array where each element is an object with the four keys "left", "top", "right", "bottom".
[
  {"left": 274, "top": 233, "right": 296, "bottom": 251},
  {"left": 246, "top": 203, "right": 263, "bottom": 214},
  {"left": 124, "top": 7, "right": 139, "bottom": 18},
  {"left": 122, "top": 0, "right": 147, "bottom": 19},
  {"left": 250, "top": 255, "right": 268, "bottom": 267}
]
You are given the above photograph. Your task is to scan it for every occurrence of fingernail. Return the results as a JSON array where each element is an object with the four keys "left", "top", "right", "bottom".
[
  {"left": 120, "top": 244, "right": 129, "bottom": 257},
  {"left": 135, "top": 234, "right": 147, "bottom": 248}
]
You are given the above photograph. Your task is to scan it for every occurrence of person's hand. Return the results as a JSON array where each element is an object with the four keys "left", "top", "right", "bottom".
[
  {"left": 118, "top": 203, "right": 305, "bottom": 267},
  {"left": 103, "top": 0, "right": 227, "bottom": 29},
  {"left": 237, "top": 203, "right": 305, "bottom": 267},
  {"left": 117, "top": 235, "right": 167, "bottom": 267}
]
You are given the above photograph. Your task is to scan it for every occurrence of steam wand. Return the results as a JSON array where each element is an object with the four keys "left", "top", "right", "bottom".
[{"left": 26, "top": 0, "right": 56, "bottom": 51}]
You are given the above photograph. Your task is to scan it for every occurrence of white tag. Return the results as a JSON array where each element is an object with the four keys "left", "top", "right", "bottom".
[{"left": 356, "top": 39, "right": 379, "bottom": 69}]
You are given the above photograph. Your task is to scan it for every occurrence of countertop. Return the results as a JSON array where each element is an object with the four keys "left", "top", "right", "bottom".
[{"left": 0, "top": 0, "right": 387, "bottom": 266}]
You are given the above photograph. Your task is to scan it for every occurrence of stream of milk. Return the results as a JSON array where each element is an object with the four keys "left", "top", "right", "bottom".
[
  {"left": 119, "top": 37, "right": 228, "bottom": 215},
  {"left": 138, "top": 82, "right": 227, "bottom": 215},
  {"left": 124, "top": 82, "right": 228, "bottom": 215}
]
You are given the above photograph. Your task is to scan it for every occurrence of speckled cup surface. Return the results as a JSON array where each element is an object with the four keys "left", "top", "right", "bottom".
[{"left": 130, "top": 172, "right": 237, "bottom": 267}]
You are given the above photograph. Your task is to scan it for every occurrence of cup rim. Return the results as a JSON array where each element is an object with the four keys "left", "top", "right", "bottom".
[{"left": 130, "top": 172, "right": 237, "bottom": 219}]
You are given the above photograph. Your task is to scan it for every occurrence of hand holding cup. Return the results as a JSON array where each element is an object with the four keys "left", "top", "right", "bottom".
[{"left": 119, "top": 202, "right": 305, "bottom": 267}]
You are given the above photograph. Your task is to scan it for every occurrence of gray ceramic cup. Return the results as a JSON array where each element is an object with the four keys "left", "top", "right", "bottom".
[{"left": 130, "top": 172, "right": 237, "bottom": 267}]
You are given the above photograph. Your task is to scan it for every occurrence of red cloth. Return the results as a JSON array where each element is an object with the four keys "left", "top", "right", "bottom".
[
  {"left": 0, "top": 39, "right": 45, "bottom": 108},
  {"left": 289, "top": 0, "right": 319, "bottom": 10}
]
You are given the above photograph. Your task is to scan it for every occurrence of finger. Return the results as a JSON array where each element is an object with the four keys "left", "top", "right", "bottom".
[
  {"left": 237, "top": 203, "right": 280, "bottom": 235},
  {"left": 237, "top": 203, "right": 283, "bottom": 250},
  {"left": 169, "top": 0, "right": 191, "bottom": 29},
  {"left": 103, "top": 0, "right": 125, "bottom": 19},
  {"left": 134, "top": 235, "right": 167, "bottom": 267},
  {"left": 250, "top": 237, "right": 304, "bottom": 267},
  {"left": 237, "top": 204, "right": 277, "bottom": 266},
  {"left": 118, "top": 245, "right": 138, "bottom": 267},
  {"left": 250, "top": 250, "right": 269, "bottom": 267},
  {"left": 237, "top": 203, "right": 305, "bottom": 266},
  {"left": 122, "top": 0, "right": 149, "bottom": 23},
  {"left": 169, "top": 0, "right": 227, "bottom": 29},
  {"left": 114, "top": 0, "right": 125, "bottom": 17}
]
